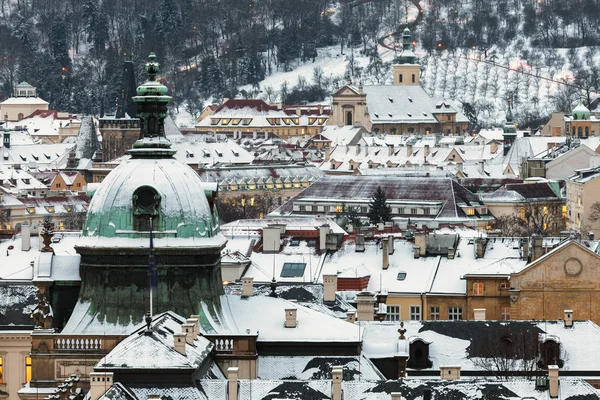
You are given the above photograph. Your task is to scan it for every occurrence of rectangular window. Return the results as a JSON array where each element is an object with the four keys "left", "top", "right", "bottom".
[
  {"left": 0, "top": 355, "right": 2, "bottom": 383},
  {"left": 411, "top": 209, "right": 418, "bottom": 215},
  {"left": 399, "top": 74, "right": 403, "bottom": 83},
  {"left": 430, "top": 306, "right": 440, "bottom": 320},
  {"left": 473, "top": 282, "right": 484, "bottom": 295},
  {"left": 500, "top": 306, "right": 511, "bottom": 320},
  {"left": 500, "top": 280, "right": 509, "bottom": 289},
  {"left": 386, "top": 305, "right": 400, "bottom": 321},
  {"left": 335, "top": 205, "right": 343, "bottom": 213},
  {"left": 280, "top": 262, "right": 307, "bottom": 278},
  {"left": 410, "top": 305, "right": 421, "bottom": 321},
  {"left": 411, "top": 74, "right": 415, "bottom": 83},
  {"left": 25, "top": 356, "right": 32, "bottom": 383},
  {"left": 448, "top": 306, "right": 463, "bottom": 320},
  {"left": 465, "top": 208, "right": 475, "bottom": 216}
]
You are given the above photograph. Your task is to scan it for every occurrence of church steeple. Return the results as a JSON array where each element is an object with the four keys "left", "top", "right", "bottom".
[
  {"left": 130, "top": 53, "right": 174, "bottom": 158},
  {"left": 503, "top": 99, "right": 517, "bottom": 156}
]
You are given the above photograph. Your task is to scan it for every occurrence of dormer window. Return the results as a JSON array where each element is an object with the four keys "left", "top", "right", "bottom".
[{"left": 133, "top": 186, "right": 160, "bottom": 231}]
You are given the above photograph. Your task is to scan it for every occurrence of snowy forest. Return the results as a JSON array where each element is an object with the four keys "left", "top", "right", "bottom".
[{"left": 0, "top": 0, "right": 600, "bottom": 127}]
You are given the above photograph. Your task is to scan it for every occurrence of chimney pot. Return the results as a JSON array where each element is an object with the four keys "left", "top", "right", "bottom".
[
  {"left": 382, "top": 238, "right": 389, "bottom": 270},
  {"left": 391, "top": 393, "right": 404, "bottom": 400},
  {"left": 347, "top": 311, "right": 356, "bottom": 324},
  {"left": 356, "top": 291, "right": 376, "bottom": 321}
]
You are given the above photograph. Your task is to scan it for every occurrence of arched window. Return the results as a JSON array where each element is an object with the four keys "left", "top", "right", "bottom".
[
  {"left": 346, "top": 111, "right": 353, "bottom": 126},
  {"left": 18, "top": 113, "right": 24, "bottom": 120},
  {"left": 578, "top": 126, "right": 583, "bottom": 137},
  {"left": 133, "top": 186, "right": 161, "bottom": 231},
  {"left": 585, "top": 126, "right": 589, "bottom": 136}
]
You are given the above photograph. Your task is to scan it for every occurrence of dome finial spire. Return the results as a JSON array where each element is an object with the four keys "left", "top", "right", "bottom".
[{"left": 145, "top": 52, "right": 160, "bottom": 81}]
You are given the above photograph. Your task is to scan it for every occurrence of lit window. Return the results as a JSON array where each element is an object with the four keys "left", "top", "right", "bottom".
[
  {"left": 59, "top": 221, "right": 64, "bottom": 231},
  {"left": 0, "top": 355, "right": 3, "bottom": 383},
  {"left": 26, "top": 207, "right": 36, "bottom": 214},
  {"left": 430, "top": 306, "right": 440, "bottom": 320},
  {"left": 45, "top": 206, "right": 55, "bottom": 213},
  {"left": 465, "top": 208, "right": 475, "bottom": 216},
  {"left": 448, "top": 306, "right": 463, "bottom": 320},
  {"left": 241, "top": 198, "right": 246, "bottom": 206},
  {"left": 473, "top": 282, "right": 484, "bottom": 295},
  {"left": 25, "top": 356, "right": 32, "bottom": 383},
  {"left": 562, "top": 206, "right": 567, "bottom": 219},
  {"left": 500, "top": 306, "right": 511, "bottom": 320},
  {"left": 386, "top": 305, "right": 400, "bottom": 321},
  {"left": 250, "top": 197, "right": 255, "bottom": 206},
  {"left": 281, "top": 262, "right": 307, "bottom": 278},
  {"left": 410, "top": 305, "right": 421, "bottom": 321},
  {"left": 543, "top": 206, "right": 548, "bottom": 215},
  {"left": 231, "top": 119, "right": 241, "bottom": 125},
  {"left": 221, "top": 119, "right": 230, "bottom": 125},
  {"left": 335, "top": 205, "right": 343, "bottom": 213}
]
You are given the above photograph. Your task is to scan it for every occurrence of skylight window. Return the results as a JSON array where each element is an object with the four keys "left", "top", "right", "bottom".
[
  {"left": 408, "top": 97, "right": 413, "bottom": 102},
  {"left": 388, "top": 97, "right": 394, "bottom": 103},
  {"left": 281, "top": 262, "right": 307, "bottom": 278},
  {"left": 407, "top": 112, "right": 412, "bottom": 117},
  {"left": 397, "top": 272, "right": 407, "bottom": 280}
]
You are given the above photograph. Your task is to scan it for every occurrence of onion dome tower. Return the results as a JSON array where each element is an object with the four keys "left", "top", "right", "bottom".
[{"left": 65, "top": 53, "right": 227, "bottom": 334}]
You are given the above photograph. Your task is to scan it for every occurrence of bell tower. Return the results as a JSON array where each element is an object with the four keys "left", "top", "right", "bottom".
[{"left": 393, "top": 27, "right": 421, "bottom": 86}]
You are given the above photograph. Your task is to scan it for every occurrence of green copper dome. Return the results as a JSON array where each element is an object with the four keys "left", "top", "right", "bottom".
[
  {"left": 572, "top": 102, "right": 590, "bottom": 120},
  {"left": 82, "top": 157, "right": 220, "bottom": 239}
]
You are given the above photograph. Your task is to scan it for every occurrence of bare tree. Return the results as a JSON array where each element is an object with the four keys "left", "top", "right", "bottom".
[
  {"left": 0, "top": 208, "right": 8, "bottom": 229},
  {"left": 517, "top": 201, "right": 565, "bottom": 236},
  {"left": 494, "top": 215, "right": 528, "bottom": 237},
  {"left": 587, "top": 201, "right": 600, "bottom": 224},
  {"left": 216, "top": 192, "right": 280, "bottom": 223}
]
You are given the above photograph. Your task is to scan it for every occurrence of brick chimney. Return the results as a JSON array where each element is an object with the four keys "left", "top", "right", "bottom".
[
  {"left": 473, "top": 308, "right": 486, "bottom": 320},
  {"left": 325, "top": 147, "right": 331, "bottom": 161},
  {"left": 388, "top": 145, "right": 394, "bottom": 156},
  {"left": 531, "top": 234, "right": 543, "bottom": 261},
  {"left": 548, "top": 365, "right": 559, "bottom": 398},
  {"left": 186, "top": 317, "right": 200, "bottom": 337},
  {"left": 285, "top": 308, "right": 297, "bottom": 328},
  {"left": 475, "top": 237, "right": 486, "bottom": 259},
  {"left": 174, "top": 332, "right": 186, "bottom": 355},
  {"left": 89, "top": 372, "right": 114, "bottom": 400},
  {"left": 228, "top": 367, "right": 239, "bottom": 400},
  {"left": 319, "top": 224, "right": 330, "bottom": 251},
  {"left": 323, "top": 274, "right": 337, "bottom": 303},
  {"left": 241, "top": 277, "right": 254, "bottom": 297},
  {"left": 564, "top": 310, "right": 573, "bottom": 328},
  {"left": 332, "top": 366, "right": 343, "bottom": 400},
  {"left": 424, "top": 144, "right": 430, "bottom": 158}
]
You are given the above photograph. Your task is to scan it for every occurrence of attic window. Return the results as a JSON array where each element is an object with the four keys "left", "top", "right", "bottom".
[
  {"left": 388, "top": 97, "right": 394, "bottom": 103},
  {"left": 242, "top": 118, "right": 252, "bottom": 125},
  {"left": 397, "top": 272, "right": 407, "bottom": 280},
  {"left": 374, "top": 113, "right": 379, "bottom": 118},
  {"left": 290, "top": 240, "right": 300, "bottom": 247},
  {"left": 407, "top": 113, "right": 412, "bottom": 117},
  {"left": 388, "top": 113, "right": 393, "bottom": 117},
  {"left": 408, "top": 97, "right": 413, "bottom": 102},
  {"left": 281, "top": 262, "right": 306, "bottom": 278},
  {"left": 26, "top": 207, "right": 35, "bottom": 214},
  {"left": 45, "top": 206, "right": 55, "bottom": 213},
  {"left": 19, "top": 154, "right": 26, "bottom": 161},
  {"left": 43, "top": 153, "right": 51, "bottom": 159}
]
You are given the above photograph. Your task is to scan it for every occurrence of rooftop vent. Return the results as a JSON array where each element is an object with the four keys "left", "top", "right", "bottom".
[
  {"left": 388, "top": 97, "right": 394, "bottom": 103},
  {"left": 408, "top": 97, "right": 413, "bottom": 102}
]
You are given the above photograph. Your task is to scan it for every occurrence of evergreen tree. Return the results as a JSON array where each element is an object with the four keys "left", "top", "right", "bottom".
[{"left": 368, "top": 186, "right": 392, "bottom": 224}]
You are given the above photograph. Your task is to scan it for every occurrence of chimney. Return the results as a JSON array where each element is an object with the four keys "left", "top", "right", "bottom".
[
  {"left": 407, "top": 144, "right": 412, "bottom": 156},
  {"left": 391, "top": 394, "right": 403, "bottom": 400},
  {"left": 21, "top": 221, "right": 31, "bottom": 251},
  {"left": 478, "top": 160, "right": 485, "bottom": 175},
  {"left": 319, "top": 224, "right": 330, "bottom": 252},
  {"left": 475, "top": 237, "right": 486, "bottom": 259},
  {"left": 89, "top": 372, "right": 114, "bottom": 400},
  {"left": 181, "top": 323, "right": 196, "bottom": 345},
  {"left": 285, "top": 308, "right": 297, "bottom": 328},
  {"left": 323, "top": 274, "right": 338, "bottom": 303},
  {"left": 382, "top": 238, "right": 389, "bottom": 270},
  {"left": 424, "top": 144, "right": 430, "bottom": 158},
  {"left": 332, "top": 366, "right": 343, "bottom": 400},
  {"left": 564, "top": 310, "right": 573, "bottom": 328},
  {"left": 356, "top": 292, "right": 375, "bottom": 321},
  {"left": 264, "top": 131, "right": 269, "bottom": 140},
  {"left": 355, "top": 234, "right": 365, "bottom": 252},
  {"left": 190, "top": 314, "right": 201, "bottom": 337},
  {"left": 440, "top": 366, "right": 461, "bottom": 381},
  {"left": 548, "top": 365, "right": 559, "bottom": 398},
  {"left": 490, "top": 141, "right": 498, "bottom": 154},
  {"left": 241, "top": 277, "right": 254, "bottom": 297},
  {"left": 174, "top": 332, "right": 187, "bottom": 355},
  {"left": 347, "top": 311, "right": 356, "bottom": 324},
  {"left": 589, "top": 231, "right": 595, "bottom": 241},
  {"left": 325, "top": 147, "right": 331, "bottom": 161},
  {"left": 414, "top": 232, "right": 427, "bottom": 257},
  {"left": 356, "top": 143, "right": 361, "bottom": 155},
  {"left": 228, "top": 367, "right": 239, "bottom": 400},
  {"left": 388, "top": 235, "right": 394, "bottom": 254},
  {"left": 473, "top": 308, "right": 486, "bottom": 320},
  {"left": 388, "top": 145, "right": 394, "bottom": 156},
  {"left": 532, "top": 234, "right": 543, "bottom": 261}
]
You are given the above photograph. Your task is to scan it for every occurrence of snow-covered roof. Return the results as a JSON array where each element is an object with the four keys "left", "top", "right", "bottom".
[
  {"left": 257, "top": 355, "right": 384, "bottom": 381},
  {"left": 0, "top": 97, "right": 48, "bottom": 105},
  {"left": 0, "top": 142, "right": 74, "bottom": 169}
]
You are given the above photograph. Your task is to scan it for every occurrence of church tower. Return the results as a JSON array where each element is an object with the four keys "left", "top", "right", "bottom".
[
  {"left": 393, "top": 27, "right": 421, "bottom": 86},
  {"left": 503, "top": 100, "right": 517, "bottom": 156}
]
